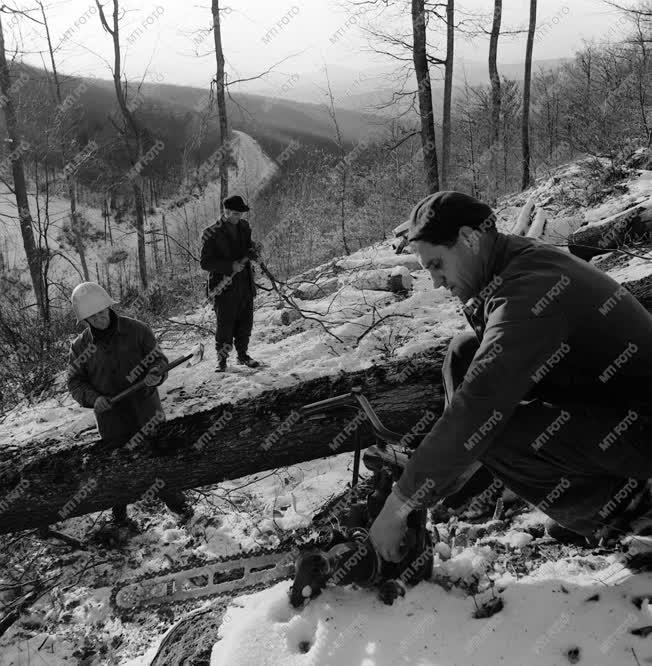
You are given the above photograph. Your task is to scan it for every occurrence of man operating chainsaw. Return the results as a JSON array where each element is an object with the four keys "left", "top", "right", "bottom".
[
  {"left": 370, "top": 191, "right": 652, "bottom": 561},
  {"left": 200, "top": 195, "right": 260, "bottom": 373},
  {"left": 67, "top": 282, "right": 191, "bottom": 527}
]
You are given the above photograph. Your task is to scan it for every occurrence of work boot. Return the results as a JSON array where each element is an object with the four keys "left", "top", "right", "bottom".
[
  {"left": 546, "top": 520, "right": 596, "bottom": 547},
  {"left": 215, "top": 356, "right": 227, "bottom": 373},
  {"left": 595, "top": 482, "right": 652, "bottom": 546},
  {"left": 112, "top": 504, "right": 128, "bottom": 523},
  {"left": 162, "top": 490, "right": 194, "bottom": 523},
  {"left": 237, "top": 354, "right": 260, "bottom": 368},
  {"left": 111, "top": 505, "right": 139, "bottom": 533}
]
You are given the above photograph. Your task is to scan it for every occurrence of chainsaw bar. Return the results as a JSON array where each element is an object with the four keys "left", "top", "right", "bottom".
[
  {"left": 109, "top": 482, "right": 370, "bottom": 615},
  {"left": 111, "top": 541, "right": 305, "bottom": 612}
]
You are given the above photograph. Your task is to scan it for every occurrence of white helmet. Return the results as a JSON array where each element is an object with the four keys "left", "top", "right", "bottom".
[{"left": 70, "top": 282, "right": 118, "bottom": 323}]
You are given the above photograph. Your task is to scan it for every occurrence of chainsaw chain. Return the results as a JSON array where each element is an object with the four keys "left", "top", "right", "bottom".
[{"left": 110, "top": 481, "right": 372, "bottom": 616}]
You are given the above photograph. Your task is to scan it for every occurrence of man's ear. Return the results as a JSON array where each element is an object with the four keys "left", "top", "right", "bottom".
[{"left": 458, "top": 226, "right": 479, "bottom": 253}]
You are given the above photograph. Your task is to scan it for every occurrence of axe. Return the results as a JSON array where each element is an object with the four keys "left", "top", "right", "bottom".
[{"left": 108, "top": 342, "right": 204, "bottom": 407}]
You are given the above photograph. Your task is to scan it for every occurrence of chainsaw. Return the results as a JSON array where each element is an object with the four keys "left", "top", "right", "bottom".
[{"left": 110, "top": 388, "right": 435, "bottom": 617}]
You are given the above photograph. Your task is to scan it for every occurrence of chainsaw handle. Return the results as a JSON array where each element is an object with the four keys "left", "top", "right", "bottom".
[
  {"left": 108, "top": 352, "right": 193, "bottom": 407},
  {"left": 299, "top": 388, "right": 403, "bottom": 445}
]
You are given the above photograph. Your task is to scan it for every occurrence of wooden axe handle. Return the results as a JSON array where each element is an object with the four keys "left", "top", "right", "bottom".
[{"left": 108, "top": 352, "right": 193, "bottom": 406}]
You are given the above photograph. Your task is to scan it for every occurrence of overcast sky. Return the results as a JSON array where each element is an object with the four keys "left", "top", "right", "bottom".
[{"left": 9, "top": 0, "right": 630, "bottom": 92}]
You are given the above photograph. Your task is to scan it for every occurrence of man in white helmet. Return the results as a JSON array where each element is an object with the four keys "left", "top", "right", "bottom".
[{"left": 67, "top": 282, "right": 191, "bottom": 527}]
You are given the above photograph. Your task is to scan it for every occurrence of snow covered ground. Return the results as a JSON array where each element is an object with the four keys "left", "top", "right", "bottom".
[
  {"left": 207, "top": 561, "right": 650, "bottom": 666},
  {"left": 0, "top": 241, "right": 465, "bottom": 449},
  {"left": 2, "top": 160, "right": 652, "bottom": 665}
]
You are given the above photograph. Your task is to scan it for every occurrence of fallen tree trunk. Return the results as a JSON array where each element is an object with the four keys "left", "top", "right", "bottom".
[
  {"left": 568, "top": 203, "right": 650, "bottom": 261},
  {"left": 0, "top": 345, "right": 449, "bottom": 534}
]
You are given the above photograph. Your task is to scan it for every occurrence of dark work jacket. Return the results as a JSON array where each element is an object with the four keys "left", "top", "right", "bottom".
[
  {"left": 67, "top": 312, "right": 168, "bottom": 443},
  {"left": 200, "top": 218, "right": 257, "bottom": 299},
  {"left": 397, "top": 232, "right": 652, "bottom": 505}
]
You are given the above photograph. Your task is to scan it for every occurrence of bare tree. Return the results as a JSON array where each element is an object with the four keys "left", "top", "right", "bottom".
[
  {"left": 37, "top": 1, "right": 90, "bottom": 280},
  {"left": 0, "top": 8, "right": 47, "bottom": 320},
  {"left": 95, "top": 0, "right": 149, "bottom": 290},
  {"left": 212, "top": 0, "right": 230, "bottom": 200},
  {"left": 621, "top": 1, "right": 652, "bottom": 145},
  {"left": 441, "top": 0, "right": 454, "bottom": 189},
  {"left": 521, "top": 0, "right": 537, "bottom": 190},
  {"left": 323, "top": 67, "right": 351, "bottom": 255},
  {"left": 412, "top": 0, "right": 439, "bottom": 192},
  {"left": 604, "top": 0, "right": 652, "bottom": 25},
  {"left": 488, "top": 0, "right": 502, "bottom": 200}
]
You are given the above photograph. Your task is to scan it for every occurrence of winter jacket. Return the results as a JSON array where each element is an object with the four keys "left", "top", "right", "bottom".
[
  {"left": 200, "top": 218, "right": 258, "bottom": 299},
  {"left": 396, "top": 232, "right": 652, "bottom": 505},
  {"left": 67, "top": 312, "right": 169, "bottom": 443}
]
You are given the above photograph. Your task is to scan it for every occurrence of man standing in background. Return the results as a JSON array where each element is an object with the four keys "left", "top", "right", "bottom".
[{"left": 200, "top": 195, "right": 260, "bottom": 372}]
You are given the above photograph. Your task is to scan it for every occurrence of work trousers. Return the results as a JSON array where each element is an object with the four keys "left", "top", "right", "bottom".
[
  {"left": 213, "top": 282, "right": 254, "bottom": 360},
  {"left": 441, "top": 332, "right": 652, "bottom": 536}
]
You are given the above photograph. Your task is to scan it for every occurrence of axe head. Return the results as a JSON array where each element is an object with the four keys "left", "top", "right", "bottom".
[{"left": 186, "top": 342, "right": 205, "bottom": 367}]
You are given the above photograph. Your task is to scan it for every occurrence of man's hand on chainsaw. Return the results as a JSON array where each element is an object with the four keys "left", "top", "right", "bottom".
[{"left": 369, "top": 489, "right": 409, "bottom": 563}]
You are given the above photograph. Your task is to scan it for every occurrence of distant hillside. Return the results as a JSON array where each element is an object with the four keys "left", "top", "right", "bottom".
[
  {"left": 29, "top": 65, "right": 385, "bottom": 160},
  {"left": 240, "top": 58, "right": 570, "bottom": 115}
]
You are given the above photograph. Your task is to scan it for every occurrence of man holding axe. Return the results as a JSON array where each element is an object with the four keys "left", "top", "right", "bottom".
[
  {"left": 200, "top": 195, "right": 260, "bottom": 372},
  {"left": 67, "top": 282, "right": 192, "bottom": 527}
]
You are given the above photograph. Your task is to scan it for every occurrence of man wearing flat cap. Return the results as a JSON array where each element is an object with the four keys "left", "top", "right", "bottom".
[
  {"left": 370, "top": 191, "right": 652, "bottom": 559},
  {"left": 200, "top": 195, "right": 260, "bottom": 372}
]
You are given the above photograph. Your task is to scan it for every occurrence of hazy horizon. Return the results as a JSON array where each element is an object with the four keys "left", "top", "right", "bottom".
[{"left": 7, "top": 0, "right": 632, "bottom": 97}]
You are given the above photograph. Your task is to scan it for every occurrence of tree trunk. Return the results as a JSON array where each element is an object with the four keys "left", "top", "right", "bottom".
[
  {"left": 132, "top": 175, "right": 148, "bottom": 288},
  {"left": 95, "top": 0, "right": 148, "bottom": 289},
  {"left": 0, "top": 13, "right": 47, "bottom": 321},
  {"left": 568, "top": 204, "right": 649, "bottom": 261},
  {"left": 412, "top": 0, "right": 440, "bottom": 193},
  {"left": 521, "top": 0, "right": 537, "bottom": 191},
  {"left": 488, "top": 0, "right": 502, "bottom": 201},
  {"left": 38, "top": 1, "right": 90, "bottom": 282},
  {"left": 0, "top": 346, "right": 448, "bottom": 534},
  {"left": 324, "top": 67, "right": 351, "bottom": 255},
  {"left": 441, "top": 0, "right": 454, "bottom": 189},
  {"left": 212, "top": 0, "right": 230, "bottom": 201}
]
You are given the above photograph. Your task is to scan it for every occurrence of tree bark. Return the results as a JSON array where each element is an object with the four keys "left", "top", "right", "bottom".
[
  {"left": 441, "top": 0, "right": 454, "bottom": 190},
  {"left": 412, "top": 0, "right": 440, "bottom": 193},
  {"left": 0, "top": 346, "right": 448, "bottom": 534},
  {"left": 212, "top": 0, "right": 230, "bottom": 201},
  {"left": 488, "top": 0, "right": 502, "bottom": 201},
  {"left": 521, "top": 0, "right": 537, "bottom": 191},
  {"left": 0, "top": 13, "right": 47, "bottom": 321}
]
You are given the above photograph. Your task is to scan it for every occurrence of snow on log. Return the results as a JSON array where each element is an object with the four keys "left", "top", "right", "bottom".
[
  {"left": 336, "top": 253, "right": 422, "bottom": 272},
  {"left": 348, "top": 266, "right": 413, "bottom": 293},
  {"left": 292, "top": 277, "right": 340, "bottom": 300},
  {"left": 568, "top": 203, "right": 649, "bottom": 261},
  {"left": 526, "top": 208, "right": 547, "bottom": 239},
  {"left": 0, "top": 345, "right": 448, "bottom": 534},
  {"left": 511, "top": 197, "right": 536, "bottom": 236}
]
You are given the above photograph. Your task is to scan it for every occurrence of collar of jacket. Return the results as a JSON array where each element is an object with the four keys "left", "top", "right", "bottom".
[
  {"left": 461, "top": 232, "right": 510, "bottom": 327},
  {"left": 88, "top": 309, "right": 124, "bottom": 342}
]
